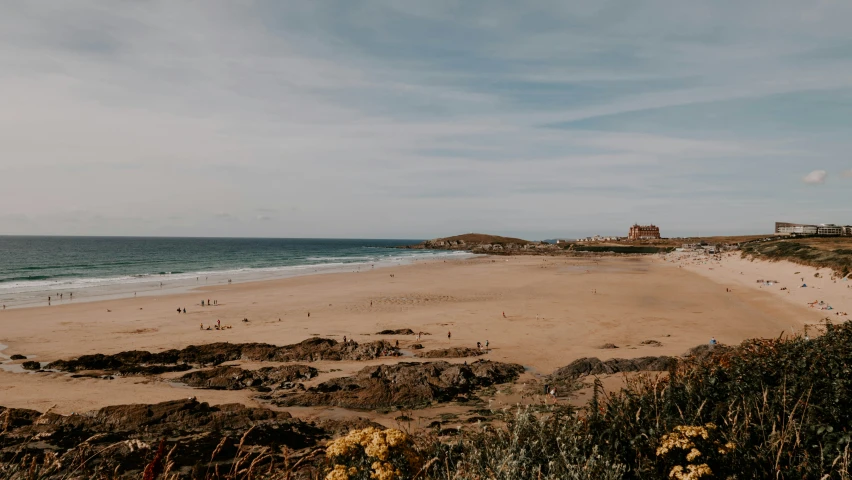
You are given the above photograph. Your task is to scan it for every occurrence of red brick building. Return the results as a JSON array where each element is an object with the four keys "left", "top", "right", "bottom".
[{"left": 628, "top": 224, "right": 661, "bottom": 240}]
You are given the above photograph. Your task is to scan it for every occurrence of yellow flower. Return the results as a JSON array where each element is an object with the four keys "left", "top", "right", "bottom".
[
  {"left": 669, "top": 463, "right": 712, "bottom": 480},
  {"left": 325, "top": 464, "right": 350, "bottom": 480},
  {"left": 686, "top": 448, "right": 701, "bottom": 462},
  {"left": 370, "top": 461, "right": 399, "bottom": 480}
]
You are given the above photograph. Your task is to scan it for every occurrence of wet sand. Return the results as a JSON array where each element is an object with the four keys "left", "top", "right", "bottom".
[{"left": 0, "top": 254, "right": 832, "bottom": 418}]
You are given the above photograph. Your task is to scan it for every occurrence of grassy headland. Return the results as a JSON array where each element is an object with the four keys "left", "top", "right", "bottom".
[{"left": 741, "top": 237, "right": 852, "bottom": 277}]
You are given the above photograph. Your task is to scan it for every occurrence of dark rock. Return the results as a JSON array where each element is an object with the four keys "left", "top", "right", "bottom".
[
  {"left": 377, "top": 329, "right": 415, "bottom": 335},
  {"left": 411, "top": 344, "right": 424, "bottom": 350},
  {"left": 640, "top": 340, "right": 662, "bottom": 347},
  {"left": 22, "top": 361, "right": 41, "bottom": 370},
  {"left": 549, "top": 356, "right": 677, "bottom": 382},
  {"left": 599, "top": 344, "right": 619, "bottom": 349},
  {"left": 415, "top": 347, "right": 485, "bottom": 359},
  {"left": 47, "top": 338, "right": 397, "bottom": 374},
  {"left": 275, "top": 360, "right": 524, "bottom": 410},
  {"left": 9, "top": 354, "right": 26, "bottom": 360},
  {"left": 0, "top": 399, "right": 329, "bottom": 476},
  {"left": 178, "top": 364, "right": 318, "bottom": 391}
]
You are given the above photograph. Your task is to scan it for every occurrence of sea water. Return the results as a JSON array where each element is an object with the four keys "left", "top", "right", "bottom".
[{"left": 0, "top": 236, "right": 468, "bottom": 308}]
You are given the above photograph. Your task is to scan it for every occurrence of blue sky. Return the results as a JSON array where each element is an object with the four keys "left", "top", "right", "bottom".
[{"left": 0, "top": 1, "right": 850, "bottom": 239}]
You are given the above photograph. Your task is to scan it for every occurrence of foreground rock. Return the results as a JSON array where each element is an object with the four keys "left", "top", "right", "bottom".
[
  {"left": 549, "top": 356, "right": 677, "bottom": 382},
  {"left": 178, "top": 364, "right": 318, "bottom": 391},
  {"left": 46, "top": 338, "right": 397, "bottom": 374},
  {"left": 415, "top": 347, "right": 485, "bottom": 358},
  {"left": 274, "top": 360, "right": 524, "bottom": 410},
  {"left": 0, "top": 399, "right": 358, "bottom": 477}
]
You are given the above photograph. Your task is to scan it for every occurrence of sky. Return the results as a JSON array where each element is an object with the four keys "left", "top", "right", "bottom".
[{"left": 1, "top": 1, "right": 850, "bottom": 240}]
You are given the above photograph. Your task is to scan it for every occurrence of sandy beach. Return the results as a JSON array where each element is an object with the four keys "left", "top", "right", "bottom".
[{"left": 0, "top": 254, "right": 842, "bottom": 419}]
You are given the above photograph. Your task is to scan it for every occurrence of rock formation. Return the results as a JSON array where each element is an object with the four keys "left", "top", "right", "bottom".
[
  {"left": 274, "top": 360, "right": 524, "bottom": 410},
  {"left": 177, "top": 364, "right": 317, "bottom": 391},
  {"left": 415, "top": 347, "right": 485, "bottom": 358},
  {"left": 0, "top": 399, "right": 362, "bottom": 477},
  {"left": 46, "top": 338, "right": 397, "bottom": 374}
]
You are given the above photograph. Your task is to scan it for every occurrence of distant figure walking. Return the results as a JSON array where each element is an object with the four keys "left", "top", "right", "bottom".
[
  {"left": 343, "top": 336, "right": 347, "bottom": 343},
  {"left": 477, "top": 341, "right": 481, "bottom": 350},
  {"left": 183, "top": 308, "right": 186, "bottom": 313},
  {"left": 709, "top": 337, "right": 717, "bottom": 346},
  {"left": 308, "top": 312, "right": 310, "bottom": 317},
  {"left": 502, "top": 311, "right": 506, "bottom": 318},
  {"left": 447, "top": 331, "right": 451, "bottom": 339},
  {"left": 202, "top": 300, "right": 205, "bottom": 307},
  {"left": 485, "top": 340, "right": 489, "bottom": 348}
]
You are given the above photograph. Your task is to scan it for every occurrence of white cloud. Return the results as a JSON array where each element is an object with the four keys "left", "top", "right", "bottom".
[
  {"left": 1, "top": 2, "right": 851, "bottom": 238},
  {"left": 803, "top": 170, "right": 827, "bottom": 184}
]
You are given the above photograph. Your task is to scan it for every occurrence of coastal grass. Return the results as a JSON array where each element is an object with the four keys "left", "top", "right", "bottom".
[{"left": 742, "top": 238, "right": 852, "bottom": 277}]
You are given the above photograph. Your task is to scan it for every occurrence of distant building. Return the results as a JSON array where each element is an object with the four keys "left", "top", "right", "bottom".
[
  {"left": 628, "top": 224, "right": 661, "bottom": 240},
  {"left": 845, "top": 226, "right": 852, "bottom": 236},
  {"left": 776, "top": 222, "right": 847, "bottom": 236},
  {"left": 818, "top": 224, "right": 843, "bottom": 236}
]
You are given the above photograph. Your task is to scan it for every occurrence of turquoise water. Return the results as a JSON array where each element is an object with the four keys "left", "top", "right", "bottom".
[{"left": 0, "top": 237, "right": 465, "bottom": 308}]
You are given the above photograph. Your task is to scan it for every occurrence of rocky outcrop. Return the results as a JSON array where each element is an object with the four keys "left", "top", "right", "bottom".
[
  {"left": 46, "top": 338, "right": 397, "bottom": 374},
  {"left": 178, "top": 364, "right": 317, "bottom": 391},
  {"left": 22, "top": 361, "right": 40, "bottom": 370},
  {"left": 274, "top": 360, "right": 524, "bottom": 410},
  {"left": 400, "top": 234, "right": 558, "bottom": 255},
  {"left": 376, "top": 328, "right": 415, "bottom": 335},
  {"left": 0, "top": 399, "right": 340, "bottom": 477},
  {"left": 549, "top": 356, "right": 677, "bottom": 382},
  {"left": 9, "top": 354, "right": 26, "bottom": 360},
  {"left": 415, "top": 347, "right": 485, "bottom": 358}
]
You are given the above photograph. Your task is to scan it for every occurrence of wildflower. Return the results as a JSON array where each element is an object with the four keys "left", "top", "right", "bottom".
[
  {"left": 686, "top": 448, "right": 701, "bottom": 461},
  {"left": 326, "top": 465, "right": 350, "bottom": 480}
]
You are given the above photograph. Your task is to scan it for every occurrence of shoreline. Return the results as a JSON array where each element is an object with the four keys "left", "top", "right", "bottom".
[{"left": 0, "top": 250, "right": 475, "bottom": 310}]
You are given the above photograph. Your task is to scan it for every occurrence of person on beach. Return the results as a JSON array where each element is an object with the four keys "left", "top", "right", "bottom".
[
  {"left": 447, "top": 331, "right": 451, "bottom": 339},
  {"left": 485, "top": 340, "right": 489, "bottom": 348},
  {"left": 477, "top": 341, "right": 481, "bottom": 350},
  {"left": 48, "top": 296, "right": 50, "bottom": 304},
  {"left": 183, "top": 308, "right": 186, "bottom": 313},
  {"left": 200, "top": 323, "right": 203, "bottom": 330},
  {"left": 202, "top": 300, "right": 205, "bottom": 306},
  {"left": 710, "top": 337, "right": 717, "bottom": 346},
  {"left": 343, "top": 336, "right": 347, "bottom": 343},
  {"left": 308, "top": 312, "right": 310, "bottom": 317},
  {"left": 177, "top": 308, "right": 181, "bottom": 314}
]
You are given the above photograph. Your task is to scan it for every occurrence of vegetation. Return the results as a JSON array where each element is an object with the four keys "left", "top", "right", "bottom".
[
  {"left": 742, "top": 238, "right": 852, "bottom": 277},
  {"left": 570, "top": 245, "right": 675, "bottom": 254},
  {"left": 6, "top": 321, "right": 852, "bottom": 479}
]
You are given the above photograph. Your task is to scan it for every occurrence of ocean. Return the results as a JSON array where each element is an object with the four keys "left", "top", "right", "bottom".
[{"left": 0, "top": 236, "right": 467, "bottom": 308}]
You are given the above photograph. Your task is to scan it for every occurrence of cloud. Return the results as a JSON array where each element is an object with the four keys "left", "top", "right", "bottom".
[
  {"left": 803, "top": 170, "right": 827, "bottom": 184},
  {"left": 1, "top": 2, "right": 851, "bottom": 238}
]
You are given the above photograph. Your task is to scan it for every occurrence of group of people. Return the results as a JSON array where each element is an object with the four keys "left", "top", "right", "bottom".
[
  {"left": 46, "top": 292, "right": 73, "bottom": 305},
  {"left": 201, "top": 299, "right": 218, "bottom": 306},
  {"left": 200, "top": 319, "right": 231, "bottom": 330},
  {"left": 476, "top": 340, "right": 490, "bottom": 351}
]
